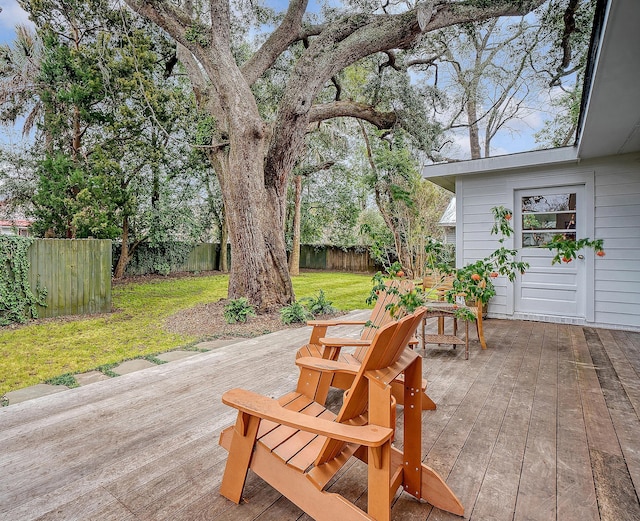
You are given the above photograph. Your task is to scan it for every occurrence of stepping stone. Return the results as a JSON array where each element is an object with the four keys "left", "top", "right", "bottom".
[
  {"left": 156, "top": 351, "right": 198, "bottom": 362},
  {"left": 195, "top": 338, "right": 243, "bottom": 351},
  {"left": 75, "top": 371, "right": 111, "bottom": 386},
  {"left": 5, "top": 384, "right": 69, "bottom": 405},
  {"left": 112, "top": 359, "right": 156, "bottom": 375}
]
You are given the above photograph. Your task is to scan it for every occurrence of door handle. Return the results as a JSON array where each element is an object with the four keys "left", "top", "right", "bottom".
[{"left": 577, "top": 254, "right": 585, "bottom": 260}]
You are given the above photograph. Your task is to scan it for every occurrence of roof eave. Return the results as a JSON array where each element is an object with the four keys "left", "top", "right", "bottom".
[{"left": 422, "top": 146, "right": 579, "bottom": 193}]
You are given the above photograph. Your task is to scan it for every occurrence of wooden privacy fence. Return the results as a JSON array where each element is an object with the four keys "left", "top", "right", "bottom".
[
  {"left": 177, "top": 243, "right": 221, "bottom": 273},
  {"left": 298, "top": 245, "right": 378, "bottom": 272},
  {"left": 28, "top": 239, "right": 112, "bottom": 318},
  {"left": 122, "top": 243, "right": 377, "bottom": 276},
  {"left": 24, "top": 240, "right": 373, "bottom": 319},
  {"left": 325, "top": 246, "right": 377, "bottom": 272}
]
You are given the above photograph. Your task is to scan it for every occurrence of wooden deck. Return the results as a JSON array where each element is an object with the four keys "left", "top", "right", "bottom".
[{"left": 1, "top": 313, "right": 640, "bottom": 521}]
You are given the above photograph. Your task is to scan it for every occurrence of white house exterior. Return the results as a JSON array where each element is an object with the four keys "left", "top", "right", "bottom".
[
  {"left": 437, "top": 197, "right": 456, "bottom": 245},
  {"left": 0, "top": 219, "right": 32, "bottom": 236},
  {"left": 422, "top": 0, "right": 640, "bottom": 332}
]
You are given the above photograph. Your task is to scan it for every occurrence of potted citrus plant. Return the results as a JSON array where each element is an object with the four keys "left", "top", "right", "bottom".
[{"left": 421, "top": 206, "right": 527, "bottom": 318}]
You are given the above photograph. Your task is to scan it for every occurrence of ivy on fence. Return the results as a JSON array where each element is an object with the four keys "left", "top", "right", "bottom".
[{"left": 0, "top": 237, "right": 47, "bottom": 326}]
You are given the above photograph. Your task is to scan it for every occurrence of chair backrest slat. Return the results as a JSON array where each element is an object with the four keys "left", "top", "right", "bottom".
[
  {"left": 356, "top": 279, "right": 415, "bottom": 364},
  {"left": 423, "top": 272, "right": 455, "bottom": 301},
  {"left": 360, "top": 279, "right": 415, "bottom": 341}
]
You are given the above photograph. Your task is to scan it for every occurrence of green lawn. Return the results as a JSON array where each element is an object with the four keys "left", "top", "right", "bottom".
[{"left": 0, "top": 271, "right": 374, "bottom": 397}]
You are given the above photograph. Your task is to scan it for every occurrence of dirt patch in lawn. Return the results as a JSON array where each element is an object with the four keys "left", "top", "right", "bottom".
[{"left": 164, "top": 299, "right": 343, "bottom": 340}]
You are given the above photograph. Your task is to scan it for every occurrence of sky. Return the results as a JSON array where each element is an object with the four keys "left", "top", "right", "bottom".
[
  {"left": 0, "top": 0, "right": 559, "bottom": 158},
  {"left": 0, "top": 0, "right": 32, "bottom": 44}
]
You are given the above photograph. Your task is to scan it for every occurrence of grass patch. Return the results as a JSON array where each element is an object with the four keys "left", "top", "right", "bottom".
[
  {"left": 0, "top": 271, "right": 374, "bottom": 396},
  {"left": 143, "top": 355, "right": 168, "bottom": 365},
  {"left": 95, "top": 363, "right": 120, "bottom": 378},
  {"left": 45, "top": 373, "right": 79, "bottom": 388}
]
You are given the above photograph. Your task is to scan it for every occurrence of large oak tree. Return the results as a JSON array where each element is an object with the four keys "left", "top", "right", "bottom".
[{"left": 124, "top": 0, "right": 547, "bottom": 311}]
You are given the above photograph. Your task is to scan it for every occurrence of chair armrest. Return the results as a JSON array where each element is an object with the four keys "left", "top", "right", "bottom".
[
  {"left": 319, "top": 337, "right": 371, "bottom": 347},
  {"left": 306, "top": 319, "right": 367, "bottom": 327},
  {"left": 222, "top": 388, "right": 392, "bottom": 447},
  {"left": 296, "top": 356, "right": 359, "bottom": 375}
]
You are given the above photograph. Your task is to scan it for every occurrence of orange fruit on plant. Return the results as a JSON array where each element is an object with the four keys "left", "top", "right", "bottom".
[
  {"left": 489, "top": 272, "right": 499, "bottom": 278},
  {"left": 397, "top": 270, "right": 405, "bottom": 277},
  {"left": 562, "top": 257, "right": 572, "bottom": 263},
  {"left": 597, "top": 250, "right": 606, "bottom": 257},
  {"left": 471, "top": 273, "right": 481, "bottom": 281},
  {"left": 505, "top": 213, "right": 512, "bottom": 221}
]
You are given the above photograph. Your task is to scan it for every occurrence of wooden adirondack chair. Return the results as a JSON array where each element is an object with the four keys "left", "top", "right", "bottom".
[
  {"left": 295, "top": 280, "right": 435, "bottom": 410},
  {"left": 299, "top": 279, "right": 415, "bottom": 361},
  {"left": 218, "top": 309, "right": 464, "bottom": 521}
]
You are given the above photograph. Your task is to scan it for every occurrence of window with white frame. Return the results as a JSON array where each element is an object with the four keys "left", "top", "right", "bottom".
[{"left": 521, "top": 193, "right": 576, "bottom": 247}]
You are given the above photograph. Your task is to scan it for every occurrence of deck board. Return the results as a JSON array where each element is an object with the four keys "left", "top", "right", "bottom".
[
  {"left": 1, "top": 314, "right": 640, "bottom": 520},
  {"left": 513, "top": 323, "right": 558, "bottom": 521},
  {"left": 555, "top": 325, "right": 599, "bottom": 521}
]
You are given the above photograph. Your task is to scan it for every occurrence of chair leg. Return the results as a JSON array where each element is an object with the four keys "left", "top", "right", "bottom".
[
  {"left": 367, "top": 382, "right": 394, "bottom": 521},
  {"left": 419, "top": 462, "right": 465, "bottom": 516},
  {"left": 219, "top": 412, "right": 260, "bottom": 504},
  {"left": 421, "top": 391, "right": 437, "bottom": 410}
]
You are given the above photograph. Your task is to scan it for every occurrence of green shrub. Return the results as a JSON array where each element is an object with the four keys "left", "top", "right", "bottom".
[
  {"left": 301, "top": 289, "right": 336, "bottom": 315},
  {"left": 115, "top": 241, "right": 193, "bottom": 276},
  {"left": 280, "top": 301, "right": 313, "bottom": 324},
  {"left": 223, "top": 297, "right": 256, "bottom": 324}
]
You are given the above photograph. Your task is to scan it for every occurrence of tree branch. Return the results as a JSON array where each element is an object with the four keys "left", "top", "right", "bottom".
[
  {"left": 560, "top": 0, "right": 579, "bottom": 70},
  {"left": 265, "top": 0, "right": 546, "bottom": 197},
  {"left": 295, "top": 160, "right": 335, "bottom": 177},
  {"left": 123, "top": 0, "right": 191, "bottom": 47},
  {"left": 241, "top": 0, "right": 309, "bottom": 85},
  {"left": 308, "top": 101, "right": 397, "bottom": 129}
]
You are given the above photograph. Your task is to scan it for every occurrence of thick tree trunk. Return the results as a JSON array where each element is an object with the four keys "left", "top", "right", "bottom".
[
  {"left": 211, "top": 127, "right": 294, "bottom": 312},
  {"left": 288, "top": 174, "right": 302, "bottom": 276}
]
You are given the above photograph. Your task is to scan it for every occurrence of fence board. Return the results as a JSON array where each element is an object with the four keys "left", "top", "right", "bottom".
[
  {"left": 28, "top": 239, "right": 112, "bottom": 319},
  {"left": 299, "top": 245, "right": 327, "bottom": 270},
  {"left": 176, "top": 243, "right": 219, "bottom": 273},
  {"left": 326, "top": 247, "right": 376, "bottom": 273}
]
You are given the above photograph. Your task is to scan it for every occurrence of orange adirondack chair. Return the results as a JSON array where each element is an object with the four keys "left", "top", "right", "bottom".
[
  {"left": 296, "top": 279, "right": 435, "bottom": 410},
  {"left": 298, "top": 279, "right": 416, "bottom": 361},
  {"left": 218, "top": 308, "right": 464, "bottom": 521}
]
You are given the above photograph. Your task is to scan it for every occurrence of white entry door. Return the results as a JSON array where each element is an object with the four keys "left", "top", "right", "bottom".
[{"left": 514, "top": 186, "right": 586, "bottom": 318}]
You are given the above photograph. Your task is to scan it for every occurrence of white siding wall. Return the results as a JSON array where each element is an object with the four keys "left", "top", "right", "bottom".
[
  {"left": 456, "top": 152, "right": 640, "bottom": 331},
  {"left": 593, "top": 157, "right": 640, "bottom": 328},
  {"left": 456, "top": 176, "right": 510, "bottom": 315}
]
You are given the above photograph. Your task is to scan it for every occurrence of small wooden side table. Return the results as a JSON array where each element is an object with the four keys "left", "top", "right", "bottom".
[{"left": 421, "top": 302, "right": 470, "bottom": 360}]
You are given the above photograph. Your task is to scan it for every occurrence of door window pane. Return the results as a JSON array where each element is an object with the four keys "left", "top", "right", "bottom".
[{"left": 521, "top": 193, "right": 576, "bottom": 247}]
